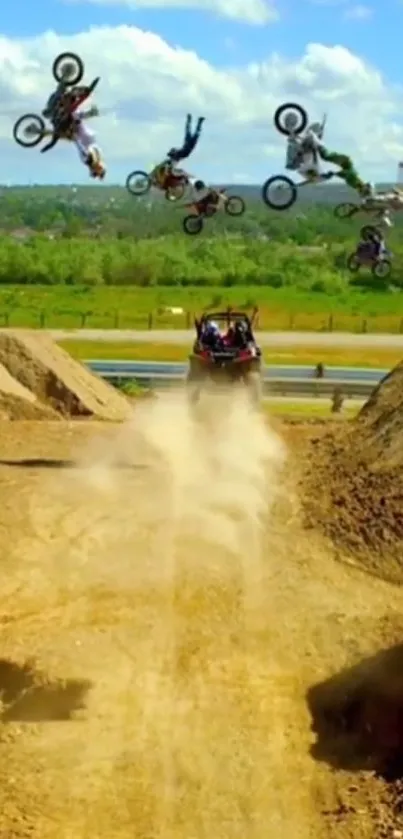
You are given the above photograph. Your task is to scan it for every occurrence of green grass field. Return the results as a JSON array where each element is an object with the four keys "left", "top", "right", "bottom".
[
  {"left": 264, "top": 400, "right": 360, "bottom": 419},
  {"left": 60, "top": 339, "right": 401, "bottom": 370},
  {"left": 1, "top": 285, "right": 403, "bottom": 333}
]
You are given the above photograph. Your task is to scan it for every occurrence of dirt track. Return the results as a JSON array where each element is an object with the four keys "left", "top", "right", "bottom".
[{"left": 0, "top": 398, "right": 403, "bottom": 838}]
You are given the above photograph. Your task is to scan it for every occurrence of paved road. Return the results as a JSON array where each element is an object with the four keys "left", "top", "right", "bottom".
[
  {"left": 51, "top": 329, "right": 403, "bottom": 348},
  {"left": 87, "top": 360, "right": 387, "bottom": 383}
]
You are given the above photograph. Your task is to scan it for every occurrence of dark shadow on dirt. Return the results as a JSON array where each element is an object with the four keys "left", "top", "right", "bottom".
[
  {"left": 0, "top": 459, "right": 146, "bottom": 470},
  {"left": 0, "top": 658, "right": 91, "bottom": 722},
  {"left": 307, "top": 643, "right": 403, "bottom": 781}
]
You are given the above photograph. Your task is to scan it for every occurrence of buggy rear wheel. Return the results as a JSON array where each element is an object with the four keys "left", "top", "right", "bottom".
[
  {"left": 274, "top": 103, "right": 307, "bottom": 136},
  {"left": 262, "top": 175, "right": 297, "bottom": 210},
  {"left": 126, "top": 170, "right": 151, "bottom": 196},
  {"left": 52, "top": 52, "right": 84, "bottom": 85},
  {"left": 225, "top": 195, "right": 245, "bottom": 216},
  {"left": 13, "top": 114, "right": 45, "bottom": 147},
  {"left": 244, "top": 371, "right": 262, "bottom": 406},
  {"left": 183, "top": 214, "right": 203, "bottom": 235}
]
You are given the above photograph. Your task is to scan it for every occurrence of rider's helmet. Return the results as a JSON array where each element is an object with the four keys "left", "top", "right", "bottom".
[{"left": 194, "top": 180, "right": 205, "bottom": 191}]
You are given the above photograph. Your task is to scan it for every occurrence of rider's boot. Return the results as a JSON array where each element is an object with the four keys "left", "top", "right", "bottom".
[{"left": 86, "top": 149, "right": 105, "bottom": 179}]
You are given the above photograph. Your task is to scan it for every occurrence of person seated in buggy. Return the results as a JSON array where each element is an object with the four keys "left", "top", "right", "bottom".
[
  {"left": 40, "top": 107, "right": 106, "bottom": 179},
  {"left": 201, "top": 317, "right": 255, "bottom": 353},
  {"left": 200, "top": 320, "right": 223, "bottom": 350}
]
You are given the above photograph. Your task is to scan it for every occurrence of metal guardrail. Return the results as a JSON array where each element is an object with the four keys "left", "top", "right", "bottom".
[{"left": 100, "top": 370, "right": 375, "bottom": 398}]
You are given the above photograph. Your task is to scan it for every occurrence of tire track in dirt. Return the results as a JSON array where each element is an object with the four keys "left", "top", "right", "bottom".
[{"left": 0, "top": 392, "right": 402, "bottom": 838}]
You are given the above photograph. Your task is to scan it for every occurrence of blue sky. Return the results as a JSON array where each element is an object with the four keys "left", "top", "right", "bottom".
[
  {"left": 1, "top": 0, "right": 403, "bottom": 184},
  {"left": 1, "top": 0, "right": 401, "bottom": 77}
]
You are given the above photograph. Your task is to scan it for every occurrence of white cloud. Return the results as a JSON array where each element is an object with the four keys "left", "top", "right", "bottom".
[
  {"left": 343, "top": 3, "right": 372, "bottom": 18},
  {"left": 0, "top": 26, "right": 402, "bottom": 184},
  {"left": 62, "top": 0, "right": 279, "bottom": 25}
]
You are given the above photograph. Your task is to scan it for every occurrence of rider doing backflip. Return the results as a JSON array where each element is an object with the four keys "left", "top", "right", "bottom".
[
  {"left": 40, "top": 106, "right": 105, "bottom": 179},
  {"left": 292, "top": 120, "right": 372, "bottom": 198},
  {"left": 154, "top": 113, "right": 205, "bottom": 183},
  {"left": 167, "top": 113, "right": 204, "bottom": 163}
]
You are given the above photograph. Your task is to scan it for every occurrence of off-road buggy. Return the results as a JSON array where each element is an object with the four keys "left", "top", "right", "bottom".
[{"left": 186, "top": 310, "right": 262, "bottom": 405}]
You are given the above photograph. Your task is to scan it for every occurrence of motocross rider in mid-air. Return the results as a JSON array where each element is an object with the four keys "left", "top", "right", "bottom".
[
  {"left": 293, "top": 120, "right": 372, "bottom": 199},
  {"left": 40, "top": 106, "right": 105, "bottom": 179},
  {"left": 154, "top": 113, "right": 205, "bottom": 184}
]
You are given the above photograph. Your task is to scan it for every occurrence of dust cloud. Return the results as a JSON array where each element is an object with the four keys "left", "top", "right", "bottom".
[{"left": 3, "top": 387, "right": 334, "bottom": 839}]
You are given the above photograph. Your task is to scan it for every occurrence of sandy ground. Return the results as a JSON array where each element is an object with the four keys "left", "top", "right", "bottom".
[{"left": 0, "top": 394, "right": 402, "bottom": 838}]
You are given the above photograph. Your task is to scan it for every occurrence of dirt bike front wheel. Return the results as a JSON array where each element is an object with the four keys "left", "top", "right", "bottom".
[
  {"left": 13, "top": 114, "right": 45, "bottom": 147},
  {"left": 52, "top": 52, "right": 84, "bottom": 85},
  {"left": 274, "top": 103, "right": 307, "bottom": 136},
  {"left": 372, "top": 259, "right": 391, "bottom": 279},
  {"left": 262, "top": 175, "right": 297, "bottom": 210},
  {"left": 183, "top": 214, "right": 203, "bottom": 235},
  {"left": 225, "top": 195, "right": 245, "bottom": 216},
  {"left": 165, "top": 182, "right": 185, "bottom": 201},
  {"left": 334, "top": 202, "right": 358, "bottom": 219},
  {"left": 125, "top": 170, "right": 151, "bottom": 196}
]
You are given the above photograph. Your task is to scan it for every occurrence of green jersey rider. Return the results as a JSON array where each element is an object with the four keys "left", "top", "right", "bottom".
[{"left": 291, "top": 120, "right": 373, "bottom": 199}]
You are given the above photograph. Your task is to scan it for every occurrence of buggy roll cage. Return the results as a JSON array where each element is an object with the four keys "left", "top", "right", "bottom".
[{"left": 194, "top": 307, "right": 258, "bottom": 337}]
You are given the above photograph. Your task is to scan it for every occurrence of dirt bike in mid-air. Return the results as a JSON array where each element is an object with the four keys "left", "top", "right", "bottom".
[
  {"left": 334, "top": 190, "right": 403, "bottom": 226},
  {"left": 12, "top": 53, "right": 100, "bottom": 150},
  {"left": 181, "top": 187, "right": 245, "bottom": 234},
  {"left": 261, "top": 103, "right": 331, "bottom": 210},
  {"left": 187, "top": 310, "right": 262, "bottom": 405},
  {"left": 125, "top": 164, "right": 192, "bottom": 201},
  {"left": 347, "top": 225, "right": 392, "bottom": 279}
]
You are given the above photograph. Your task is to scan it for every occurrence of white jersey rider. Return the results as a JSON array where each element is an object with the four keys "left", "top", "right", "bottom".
[
  {"left": 40, "top": 104, "right": 105, "bottom": 179},
  {"left": 71, "top": 108, "right": 105, "bottom": 178},
  {"left": 291, "top": 122, "right": 325, "bottom": 179}
]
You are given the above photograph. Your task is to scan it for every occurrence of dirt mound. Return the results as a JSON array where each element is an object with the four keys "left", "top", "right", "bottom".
[
  {"left": 308, "top": 635, "right": 403, "bottom": 781},
  {"left": 0, "top": 329, "right": 131, "bottom": 421},
  {"left": 0, "top": 359, "right": 57, "bottom": 420},
  {"left": 302, "top": 362, "right": 403, "bottom": 580}
]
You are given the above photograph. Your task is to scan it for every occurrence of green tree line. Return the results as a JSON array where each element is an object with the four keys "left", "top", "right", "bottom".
[
  {"left": 0, "top": 233, "right": 401, "bottom": 290},
  {"left": 2, "top": 187, "right": 403, "bottom": 245}
]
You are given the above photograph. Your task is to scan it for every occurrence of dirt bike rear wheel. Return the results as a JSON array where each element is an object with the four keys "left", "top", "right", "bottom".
[
  {"left": 165, "top": 182, "right": 185, "bottom": 201},
  {"left": 262, "top": 175, "right": 297, "bottom": 210},
  {"left": 274, "top": 103, "right": 307, "bottom": 136},
  {"left": 372, "top": 259, "right": 391, "bottom": 279},
  {"left": 334, "top": 202, "right": 358, "bottom": 219},
  {"left": 225, "top": 195, "right": 245, "bottom": 216},
  {"left": 52, "top": 52, "right": 84, "bottom": 85},
  {"left": 183, "top": 214, "right": 203, "bottom": 235},
  {"left": 125, "top": 170, "right": 151, "bottom": 196},
  {"left": 347, "top": 253, "right": 361, "bottom": 272},
  {"left": 13, "top": 114, "right": 45, "bottom": 147}
]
